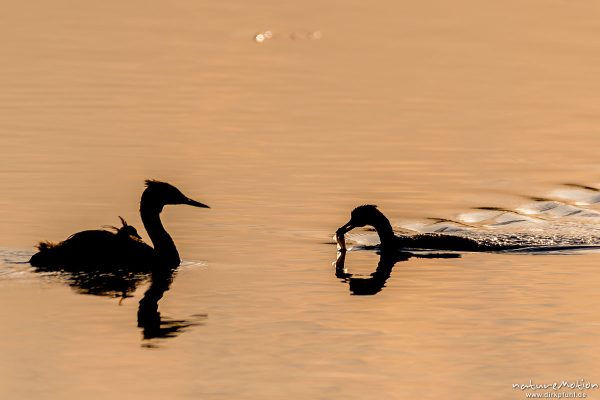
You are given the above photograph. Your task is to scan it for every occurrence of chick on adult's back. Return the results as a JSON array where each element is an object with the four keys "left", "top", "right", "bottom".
[{"left": 30, "top": 180, "right": 209, "bottom": 270}]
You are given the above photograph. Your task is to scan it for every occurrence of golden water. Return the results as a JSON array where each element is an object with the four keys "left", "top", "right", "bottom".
[{"left": 2, "top": 1, "right": 600, "bottom": 399}]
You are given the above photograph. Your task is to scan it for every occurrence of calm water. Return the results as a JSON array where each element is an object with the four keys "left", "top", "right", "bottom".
[{"left": 2, "top": 1, "right": 600, "bottom": 399}]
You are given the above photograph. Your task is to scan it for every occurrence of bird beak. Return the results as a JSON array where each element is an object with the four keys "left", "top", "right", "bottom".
[
  {"left": 186, "top": 198, "right": 210, "bottom": 208},
  {"left": 336, "top": 220, "right": 354, "bottom": 236}
]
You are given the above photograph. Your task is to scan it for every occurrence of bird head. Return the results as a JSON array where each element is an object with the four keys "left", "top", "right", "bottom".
[
  {"left": 141, "top": 180, "right": 210, "bottom": 212},
  {"left": 336, "top": 204, "right": 381, "bottom": 235}
]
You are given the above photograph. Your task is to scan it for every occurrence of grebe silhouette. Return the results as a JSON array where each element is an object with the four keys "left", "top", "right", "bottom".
[
  {"left": 336, "top": 205, "right": 520, "bottom": 252},
  {"left": 30, "top": 180, "right": 209, "bottom": 270}
]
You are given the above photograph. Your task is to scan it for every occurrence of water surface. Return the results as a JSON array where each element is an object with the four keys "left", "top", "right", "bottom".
[{"left": 2, "top": 1, "right": 600, "bottom": 399}]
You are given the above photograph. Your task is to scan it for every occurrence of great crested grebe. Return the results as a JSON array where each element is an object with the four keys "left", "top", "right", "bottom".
[
  {"left": 335, "top": 204, "right": 522, "bottom": 252},
  {"left": 30, "top": 180, "right": 209, "bottom": 270}
]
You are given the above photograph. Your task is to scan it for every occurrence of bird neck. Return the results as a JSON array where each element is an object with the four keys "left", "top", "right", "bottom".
[
  {"left": 371, "top": 213, "right": 396, "bottom": 248},
  {"left": 140, "top": 203, "right": 180, "bottom": 268}
]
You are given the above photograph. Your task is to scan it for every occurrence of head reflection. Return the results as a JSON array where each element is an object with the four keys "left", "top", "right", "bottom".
[
  {"left": 137, "top": 267, "right": 206, "bottom": 344},
  {"left": 334, "top": 249, "right": 460, "bottom": 295}
]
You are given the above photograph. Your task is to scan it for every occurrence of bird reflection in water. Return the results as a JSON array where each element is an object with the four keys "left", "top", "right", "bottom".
[
  {"left": 32, "top": 261, "right": 205, "bottom": 345},
  {"left": 334, "top": 249, "right": 460, "bottom": 295},
  {"left": 137, "top": 266, "right": 207, "bottom": 345}
]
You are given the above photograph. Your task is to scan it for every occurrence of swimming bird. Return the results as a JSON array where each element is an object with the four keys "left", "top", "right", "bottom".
[
  {"left": 336, "top": 205, "right": 521, "bottom": 252},
  {"left": 29, "top": 180, "right": 209, "bottom": 270}
]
